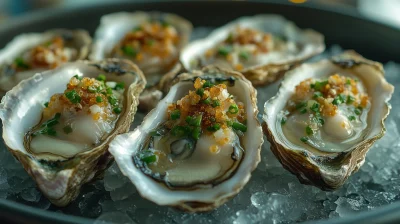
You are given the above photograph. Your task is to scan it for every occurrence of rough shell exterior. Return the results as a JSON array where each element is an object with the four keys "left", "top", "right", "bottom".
[
  {"left": 180, "top": 14, "right": 325, "bottom": 86},
  {"left": 263, "top": 51, "right": 394, "bottom": 190},
  {"left": 0, "top": 59, "right": 146, "bottom": 206},
  {"left": 109, "top": 66, "right": 263, "bottom": 212}
]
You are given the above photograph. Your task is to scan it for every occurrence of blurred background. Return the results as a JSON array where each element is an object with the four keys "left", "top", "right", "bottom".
[{"left": 0, "top": 0, "right": 400, "bottom": 29}]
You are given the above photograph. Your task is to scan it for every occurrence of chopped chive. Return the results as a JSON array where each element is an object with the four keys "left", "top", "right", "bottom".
[
  {"left": 300, "top": 136, "right": 309, "bottom": 142},
  {"left": 306, "top": 126, "right": 313, "bottom": 135},
  {"left": 311, "top": 80, "right": 328, "bottom": 91},
  {"left": 140, "top": 152, "right": 157, "bottom": 164},
  {"left": 202, "top": 97, "right": 211, "bottom": 105},
  {"left": 88, "top": 86, "right": 97, "bottom": 93},
  {"left": 97, "top": 74, "right": 106, "bottom": 82},
  {"left": 108, "top": 96, "right": 118, "bottom": 106},
  {"left": 44, "top": 102, "right": 49, "bottom": 108},
  {"left": 217, "top": 46, "right": 233, "bottom": 56},
  {"left": 73, "top": 75, "right": 82, "bottom": 80},
  {"left": 171, "top": 126, "right": 189, "bottom": 137},
  {"left": 239, "top": 51, "right": 250, "bottom": 61},
  {"left": 160, "top": 20, "right": 170, "bottom": 27},
  {"left": 146, "top": 39, "right": 155, "bottom": 46},
  {"left": 14, "top": 57, "right": 29, "bottom": 69},
  {"left": 65, "top": 90, "right": 81, "bottom": 104},
  {"left": 347, "top": 95, "right": 355, "bottom": 104},
  {"left": 132, "top": 26, "right": 142, "bottom": 32},
  {"left": 212, "top": 100, "right": 221, "bottom": 108},
  {"left": 96, "top": 96, "right": 103, "bottom": 103},
  {"left": 348, "top": 115, "right": 356, "bottom": 121},
  {"left": 281, "top": 118, "right": 287, "bottom": 125},
  {"left": 354, "top": 108, "right": 362, "bottom": 115},
  {"left": 346, "top": 79, "right": 351, "bottom": 85},
  {"left": 113, "top": 107, "right": 122, "bottom": 114},
  {"left": 196, "top": 88, "right": 204, "bottom": 96},
  {"left": 202, "top": 81, "right": 214, "bottom": 88},
  {"left": 63, "top": 125, "right": 73, "bottom": 134},
  {"left": 296, "top": 101, "right": 307, "bottom": 110},
  {"left": 226, "top": 120, "right": 233, "bottom": 127},
  {"left": 310, "top": 103, "right": 320, "bottom": 113},
  {"left": 332, "top": 94, "right": 345, "bottom": 105},
  {"left": 232, "top": 121, "right": 247, "bottom": 132},
  {"left": 185, "top": 116, "right": 193, "bottom": 124},
  {"left": 115, "top": 82, "right": 125, "bottom": 91},
  {"left": 150, "top": 128, "right": 164, "bottom": 136},
  {"left": 192, "top": 115, "right": 202, "bottom": 127},
  {"left": 191, "top": 126, "right": 202, "bottom": 140},
  {"left": 207, "top": 123, "right": 221, "bottom": 132},
  {"left": 106, "top": 87, "right": 113, "bottom": 95},
  {"left": 170, "top": 109, "right": 181, "bottom": 120},
  {"left": 313, "top": 92, "right": 323, "bottom": 99},
  {"left": 226, "top": 33, "right": 234, "bottom": 42},
  {"left": 186, "top": 115, "right": 202, "bottom": 126},
  {"left": 228, "top": 104, "right": 239, "bottom": 114},
  {"left": 121, "top": 46, "right": 138, "bottom": 57}
]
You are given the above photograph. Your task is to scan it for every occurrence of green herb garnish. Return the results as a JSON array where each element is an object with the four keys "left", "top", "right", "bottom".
[
  {"left": 306, "top": 126, "right": 313, "bottom": 135},
  {"left": 113, "top": 107, "right": 122, "bottom": 114},
  {"left": 196, "top": 88, "right": 204, "bottom": 96},
  {"left": 228, "top": 104, "right": 239, "bottom": 114},
  {"left": 96, "top": 96, "right": 103, "bottom": 103},
  {"left": 239, "top": 51, "right": 250, "bottom": 61},
  {"left": 232, "top": 121, "right": 247, "bottom": 132},
  {"left": 65, "top": 90, "right": 81, "bottom": 104},
  {"left": 207, "top": 123, "right": 221, "bottom": 132},
  {"left": 217, "top": 46, "right": 233, "bottom": 56},
  {"left": 212, "top": 100, "right": 221, "bottom": 108},
  {"left": 300, "top": 136, "right": 309, "bottom": 142},
  {"left": 121, "top": 46, "right": 138, "bottom": 57},
  {"left": 115, "top": 82, "right": 125, "bottom": 91},
  {"left": 170, "top": 109, "right": 181, "bottom": 120}
]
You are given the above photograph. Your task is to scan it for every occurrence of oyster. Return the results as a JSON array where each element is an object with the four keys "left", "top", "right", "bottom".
[
  {"left": 109, "top": 66, "right": 263, "bottom": 212},
  {"left": 90, "top": 11, "right": 192, "bottom": 87},
  {"left": 0, "top": 29, "right": 91, "bottom": 96},
  {"left": 181, "top": 14, "right": 325, "bottom": 86},
  {"left": 0, "top": 59, "right": 146, "bottom": 206},
  {"left": 263, "top": 51, "right": 394, "bottom": 190}
]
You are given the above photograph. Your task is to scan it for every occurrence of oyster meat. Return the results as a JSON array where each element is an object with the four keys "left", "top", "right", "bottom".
[
  {"left": 263, "top": 51, "right": 394, "bottom": 190},
  {"left": 0, "top": 29, "right": 91, "bottom": 96},
  {"left": 0, "top": 59, "right": 146, "bottom": 206},
  {"left": 181, "top": 14, "right": 325, "bottom": 86},
  {"left": 109, "top": 66, "right": 263, "bottom": 212}
]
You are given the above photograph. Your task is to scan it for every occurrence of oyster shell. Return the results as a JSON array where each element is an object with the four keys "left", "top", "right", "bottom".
[
  {"left": 0, "top": 59, "right": 146, "bottom": 206},
  {"left": 263, "top": 51, "right": 394, "bottom": 190},
  {"left": 181, "top": 14, "right": 325, "bottom": 86},
  {"left": 0, "top": 29, "right": 91, "bottom": 96},
  {"left": 109, "top": 66, "right": 263, "bottom": 212},
  {"left": 90, "top": 11, "right": 192, "bottom": 86}
]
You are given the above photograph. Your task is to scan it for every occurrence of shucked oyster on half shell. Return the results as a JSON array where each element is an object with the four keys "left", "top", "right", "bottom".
[
  {"left": 181, "top": 14, "right": 325, "bottom": 86},
  {"left": 0, "top": 59, "right": 146, "bottom": 206},
  {"left": 263, "top": 51, "right": 394, "bottom": 190},
  {"left": 90, "top": 11, "right": 192, "bottom": 111},
  {"left": 0, "top": 29, "right": 91, "bottom": 96},
  {"left": 90, "top": 11, "right": 192, "bottom": 86},
  {"left": 109, "top": 66, "right": 263, "bottom": 212}
]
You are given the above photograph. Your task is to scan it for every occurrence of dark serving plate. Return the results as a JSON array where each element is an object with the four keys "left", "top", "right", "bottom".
[{"left": 0, "top": 1, "right": 399, "bottom": 223}]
